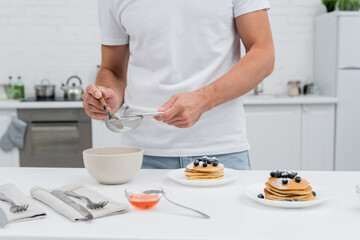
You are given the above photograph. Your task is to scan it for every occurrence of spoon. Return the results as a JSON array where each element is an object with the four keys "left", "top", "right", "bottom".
[
  {"left": 144, "top": 189, "right": 210, "bottom": 219},
  {"left": 98, "top": 97, "right": 126, "bottom": 131},
  {"left": 98, "top": 96, "right": 119, "bottom": 121}
]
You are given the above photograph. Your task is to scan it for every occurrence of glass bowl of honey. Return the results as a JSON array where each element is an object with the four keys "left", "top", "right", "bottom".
[{"left": 125, "top": 187, "right": 163, "bottom": 210}]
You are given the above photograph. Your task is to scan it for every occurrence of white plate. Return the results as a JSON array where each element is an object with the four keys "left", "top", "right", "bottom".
[
  {"left": 245, "top": 183, "right": 331, "bottom": 208},
  {"left": 167, "top": 168, "right": 240, "bottom": 187}
]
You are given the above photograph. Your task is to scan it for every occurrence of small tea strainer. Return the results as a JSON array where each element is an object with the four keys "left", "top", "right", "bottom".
[{"left": 99, "top": 97, "right": 161, "bottom": 133}]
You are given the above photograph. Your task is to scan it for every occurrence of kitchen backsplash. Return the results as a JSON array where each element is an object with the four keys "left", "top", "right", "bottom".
[
  {"left": 0, "top": 0, "right": 100, "bottom": 98},
  {"left": 0, "top": 0, "right": 326, "bottom": 98}
]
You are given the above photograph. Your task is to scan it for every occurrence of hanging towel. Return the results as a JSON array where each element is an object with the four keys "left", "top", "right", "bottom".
[{"left": 0, "top": 117, "right": 27, "bottom": 152}]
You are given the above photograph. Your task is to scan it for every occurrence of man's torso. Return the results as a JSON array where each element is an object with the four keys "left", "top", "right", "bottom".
[{"left": 104, "top": 0, "right": 250, "bottom": 156}]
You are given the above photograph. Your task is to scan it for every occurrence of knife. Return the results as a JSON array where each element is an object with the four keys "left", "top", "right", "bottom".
[
  {"left": 51, "top": 190, "right": 93, "bottom": 221},
  {"left": 0, "top": 207, "right": 8, "bottom": 227}
]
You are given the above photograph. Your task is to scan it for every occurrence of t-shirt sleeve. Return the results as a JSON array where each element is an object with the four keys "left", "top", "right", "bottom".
[
  {"left": 98, "top": 0, "right": 129, "bottom": 45},
  {"left": 233, "top": 0, "right": 271, "bottom": 18}
]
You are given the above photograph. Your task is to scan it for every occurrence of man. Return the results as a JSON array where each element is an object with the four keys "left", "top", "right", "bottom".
[{"left": 83, "top": 0, "right": 274, "bottom": 169}]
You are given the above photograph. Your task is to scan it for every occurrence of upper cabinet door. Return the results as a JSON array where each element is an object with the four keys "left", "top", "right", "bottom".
[{"left": 338, "top": 16, "right": 360, "bottom": 68}]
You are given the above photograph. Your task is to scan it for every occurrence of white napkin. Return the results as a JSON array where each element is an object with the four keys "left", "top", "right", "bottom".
[
  {"left": 0, "top": 183, "right": 46, "bottom": 223},
  {"left": 30, "top": 183, "right": 129, "bottom": 222}
]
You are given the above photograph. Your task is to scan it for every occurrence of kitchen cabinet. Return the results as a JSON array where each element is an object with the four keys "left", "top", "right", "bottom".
[
  {"left": 245, "top": 103, "right": 335, "bottom": 171},
  {"left": 0, "top": 98, "right": 337, "bottom": 169},
  {"left": 245, "top": 105, "right": 301, "bottom": 170},
  {"left": 301, "top": 104, "right": 335, "bottom": 171},
  {"left": 0, "top": 109, "right": 19, "bottom": 167}
]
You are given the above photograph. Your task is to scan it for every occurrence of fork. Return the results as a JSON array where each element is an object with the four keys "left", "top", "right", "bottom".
[
  {"left": 64, "top": 191, "right": 108, "bottom": 210},
  {"left": 0, "top": 192, "right": 29, "bottom": 213}
]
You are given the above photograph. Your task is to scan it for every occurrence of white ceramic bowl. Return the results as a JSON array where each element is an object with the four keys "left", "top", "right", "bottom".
[{"left": 83, "top": 146, "right": 143, "bottom": 185}]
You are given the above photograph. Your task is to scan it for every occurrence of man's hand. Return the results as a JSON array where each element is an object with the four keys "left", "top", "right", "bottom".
[
  {"left": 82, "top": 84, "right": 120, "bottom": 120},
  {"left": 83, "top": 45, "right": 129, "bottom": 120},
  {"left": 154, "top": 91, "right": 208, "bottom": 128}
]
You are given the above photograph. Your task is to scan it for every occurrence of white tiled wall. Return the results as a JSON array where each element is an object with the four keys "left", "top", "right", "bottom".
[
  {"left": 0, "top": 0, "right": 326, "bottom": 98},
  {"left": 0, "top": 0, "right": 100, "bottom": 98},
  {"left": 266, "top": 0, "right": 326, "bottom": 95}
]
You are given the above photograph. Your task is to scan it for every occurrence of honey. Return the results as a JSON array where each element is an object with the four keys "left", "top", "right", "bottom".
[{"left": 128, "top": 194, "right": 160, "bottom": 210}]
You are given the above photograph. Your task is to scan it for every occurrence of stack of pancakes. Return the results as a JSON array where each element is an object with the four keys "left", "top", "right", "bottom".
[
  {"left": 265, "top": 177, "right": 315, "bottom": 201},
  {"left": 185, "top": 162, "right": 224, "bottom": 180}
]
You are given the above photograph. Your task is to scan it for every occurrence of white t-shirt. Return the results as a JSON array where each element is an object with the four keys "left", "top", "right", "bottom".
[{"left": 98, "top": 0, "right": 271, "bottom": 157}]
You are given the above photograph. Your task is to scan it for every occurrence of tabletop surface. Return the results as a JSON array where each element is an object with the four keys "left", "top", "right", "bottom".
[{"left": 0, "top": 168, "right": 359, "bottom": 240}]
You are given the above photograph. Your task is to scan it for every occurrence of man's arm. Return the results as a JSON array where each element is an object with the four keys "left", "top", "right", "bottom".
[
  {"left": 155, "top": 10, "right": 274, "bottom": 128},
  {"left": 82, "top": 44, "right": 130, "bottom": 120},
  {"left": 200, "top": 9, "right": 275, "bottom": 109}
]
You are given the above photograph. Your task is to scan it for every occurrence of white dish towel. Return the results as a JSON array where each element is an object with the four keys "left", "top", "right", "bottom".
[
  {"left": 0, "top": 183, "right": 46, "bottom": 223},
  {"left": 30, "top": 183, "right": 129, "bottom": 222}
]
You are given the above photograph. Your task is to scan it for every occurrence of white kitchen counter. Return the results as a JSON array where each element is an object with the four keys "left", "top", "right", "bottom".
[
  {"left": 0, "top": 168, "right": 358, "bottom": 240},
  {"left": 0, "top": 96, "right": 337, "bottom": 110},
  {"left": 0, "top": 100, "right": 83, "bottom": 109},
  {"left": 243, "top": 95, "right": 337, "bottom": 105}
]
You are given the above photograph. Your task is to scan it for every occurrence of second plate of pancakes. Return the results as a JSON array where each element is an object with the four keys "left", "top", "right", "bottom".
[
  {"left": 245, "top": 183, "right": 331, "bottom": 208},
  {"left": 167, "top": 168, "right": 241, "bottom": 187}
]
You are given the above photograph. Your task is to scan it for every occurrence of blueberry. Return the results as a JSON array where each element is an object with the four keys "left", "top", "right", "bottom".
[
  {"left": 206, "top": 159, "right": 212, "bottom": 164},
  {"left": 293, "top": 172, "right": 298, "bottom": 177},
  {"left": 281, "top": 172, "right": 289, "bottom": 178},
  {"left": 295, "top": 176, "right": 301, "bottom": 183},
  {"left": 212, "top": 161, "right": 219, "bottom": 167},
  {"left": 312, "top": 191, "right": 316, "bottom": 197},
  {"left": 196, "top": 158, "right": 203, "bottom": 162},
  {"left": 257, "top": 193, "right": 264, "bottom": 199},
  {"left": 274, "top": 171, "right": 281, "bottom": 178},
  {"left": 202, "top": 162, "right": 208, "bottom": 167},
  {"left": 193, "top": 160, "right": 199, "bottom": 166},
  {"left": 288, "top": 173, "right": 295, "bottom": 179},
  {"left": 198, "top": 156, "right": 209, "bottom": 162},
  {"left": 282, "top": 179, "right": 288, "bottom": 184},
  {"left": 270, "top": 171, "right": 276, "bottom": 177}
]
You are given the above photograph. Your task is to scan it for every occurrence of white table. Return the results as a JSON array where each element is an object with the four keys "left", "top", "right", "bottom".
[{"left": 0, "top": 168, "right": 359, "bottom": 240}]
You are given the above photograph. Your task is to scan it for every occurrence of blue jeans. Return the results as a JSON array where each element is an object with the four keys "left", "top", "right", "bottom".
[{"left": 141, "top": 151, "right": 251, "bottom": 170}]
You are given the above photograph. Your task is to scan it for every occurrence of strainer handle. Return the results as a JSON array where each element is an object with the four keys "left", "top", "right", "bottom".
[{"left": 141, "top": 112, "right": 162, "bottom": 117}]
